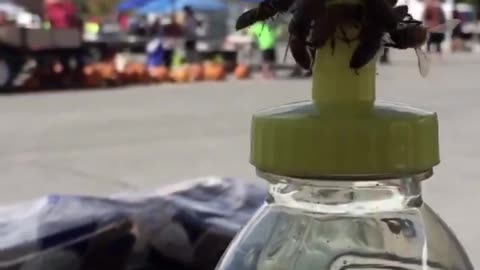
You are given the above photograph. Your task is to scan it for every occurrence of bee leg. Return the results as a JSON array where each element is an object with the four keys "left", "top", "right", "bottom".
[
  {"left": 310, "top": 13, "right": 329, "bottom": 49},
  {"left": 350, "top": 23, "right": 383, "bottom": 70},
  {"left": 288, "top": 5, "right": 312, "bottom": 43},
  {"left": 235, "top": 0, "right": 294, "bottom": 31},
  {"left": 350, "top": 38, "right": 382, "bottom": 70},
  {"left": 290, "top": 35, "right": 312, "bottom": 70},
  {"left": 236, "top": 3, "right": 271, "bottom": 30},
  {"left": 235, "top": 8, "right": 260, "bottom": 30},
  {"left": 288, "top": 4, "right": 315, "bottom": 70}
]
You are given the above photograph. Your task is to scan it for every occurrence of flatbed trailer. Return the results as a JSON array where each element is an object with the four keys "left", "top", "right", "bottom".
[{"left": 0, "top": 24, "right": 150, "bottom": 92}]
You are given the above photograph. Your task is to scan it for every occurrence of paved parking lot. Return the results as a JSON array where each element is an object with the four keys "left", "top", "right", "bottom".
[{"left": 0, "top": 50, "right": 478, "bottom": 265}]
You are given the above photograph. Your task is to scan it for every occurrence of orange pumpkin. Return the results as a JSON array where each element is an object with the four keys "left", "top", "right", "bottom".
[
  {"left": 135, "top": 64, "right": 150, "bottom": 83},
  {"left": 204, "top": 62, "right": 226, "bottom": 81},
  {"left": 149, "top": 66, "right": 170, "bottom": 82},
  {"left": 121, "top": 63, "right": 136, "bottom": 83},
  {"left": 97, "top": 62, "right": 117, "bottom": 81},
  {"left": 215, "top": 64, "right": 226, "bottom": 81},
  {"left": 170, "top": 66, "right": 190, "bottom": 83},
  {"left": 234, "top": 64, "right": 250, "bottom": 79},
  {"left": 122, "top": 63, "right": 135, "bottom": 82},
  {"left": 83, "top": 65, "right": 103, "bottom": 88},
  {"left": 203, "top": 61, "right": 215, "bottom": 80},
  {"left": 188, "top": 64, "right": 204, "bottom": 82},
  {"left": 125, "top": 62, "right": 149, "bottom": 83}
]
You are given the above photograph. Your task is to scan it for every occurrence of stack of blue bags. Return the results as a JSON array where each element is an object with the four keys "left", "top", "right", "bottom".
[{"left": 0, "top": 177, "right": 268, "bottom": 270}]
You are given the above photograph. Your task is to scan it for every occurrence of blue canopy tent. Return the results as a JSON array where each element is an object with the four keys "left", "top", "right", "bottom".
[
  {"left": 137, "top": 0, "right": 226, "bottom": 14},
  {"left": 117, "top": 0, "right": 156, "bottom": 11}
]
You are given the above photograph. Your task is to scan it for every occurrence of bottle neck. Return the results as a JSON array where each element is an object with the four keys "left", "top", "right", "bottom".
[
  {"left": 260, "top": 171, "right": 431, "bottom": 214},
  {"left": 312, "top": 41, "right": 376, "bottom": 112}
]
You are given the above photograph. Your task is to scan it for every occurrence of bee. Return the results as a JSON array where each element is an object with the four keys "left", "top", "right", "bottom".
[
  {"left": 291, "top": 0, "right": 407, "bottom": 72},
  {"left": 287, "top": 2, "right": 365, "bottom": 71},
  {"left": 235, "top": 0, "right": 296, "bottom": 30},
  {"left": 349, "top": 0, "right": 410, "bottom": 71},
  {"left": 383, "top": 18, "right": 460, "bottom": 77},
  {"left": 290, "top": 0, "right": 408, "bottom": 72},
  {"left": 236, "top": 0, "right": 417, "bottom": 73}
]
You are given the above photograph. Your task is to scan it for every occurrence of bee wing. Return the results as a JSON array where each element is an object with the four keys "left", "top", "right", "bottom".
[
  {"left": 415, "top": 48, "right": 430, "bottom": 78},
  {"left": 428, "top": 19, "right": 461, "bottom": 33}
]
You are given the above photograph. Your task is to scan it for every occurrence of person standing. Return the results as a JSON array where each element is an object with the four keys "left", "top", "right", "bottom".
[
  {"left": 118, "top": 12, "right": 129, "bottom": 32},
  {"left": 0, "top": 11, "right": 8, "bottom": 26},
  {"left": 163, "top": 15, "right": 183, "bottom": 68},
  {"left": 249, "top": 22, "right": 281, "bottom": 79},
  {"left": 183, "top": 6, "right": 202, "bottom": 64},
  {"left": 45, "top": 0, "right": 81, "bottom": 29},
  {"left": 422, "top": 0, "right": 446, "bottom": 54},
  {"left": 129, "top": 15, "right": 148, "bottom": 36},
  {"left": 451, "top": 8, "right": 464, "bottom": 52},
  {"left": 44, "top": 0, "right": 83, "bottom": 84}
]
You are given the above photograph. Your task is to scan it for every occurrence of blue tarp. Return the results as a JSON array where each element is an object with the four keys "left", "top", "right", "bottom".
[
  {"left": 0, "top": 177, "right": 268, "bottom": 270},
  {"left": 138, "top": 0, "right": 226, "bottom": 14},
  {"left": 117, "top": 0, "right": 155, "bottom": 11}
]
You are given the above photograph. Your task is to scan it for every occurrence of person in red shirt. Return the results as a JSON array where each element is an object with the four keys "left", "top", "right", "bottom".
[
  {"left": 45, "top": 0, "right": 81, "bottom": 29},
  {"left": 44, "top": 0, "right": 83, "bottom": 84},
  {"left": 118, "top": 12, "right": 129, "bottom": 31},
  {"left": 422, "top": 0, "right": 446, "bottom": 53}
]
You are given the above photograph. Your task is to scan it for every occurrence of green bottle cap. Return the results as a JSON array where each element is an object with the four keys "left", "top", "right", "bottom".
[{"left": 250, "top": 34, "right": 440, "bottom": 179}]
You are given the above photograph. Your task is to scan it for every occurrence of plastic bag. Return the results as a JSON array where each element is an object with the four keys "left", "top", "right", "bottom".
[{"left": 0, "top": 177, "right": 268, "bottom": 270}]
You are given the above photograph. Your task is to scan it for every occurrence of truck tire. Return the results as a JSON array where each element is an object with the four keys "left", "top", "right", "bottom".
[{"left": 0, "top": 58, "right": 13, "bottom": 92}]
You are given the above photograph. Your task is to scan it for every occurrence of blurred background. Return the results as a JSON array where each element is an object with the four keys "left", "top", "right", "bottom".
[{"left": 0, "top": 0, "right": 478, "bottom": 268}]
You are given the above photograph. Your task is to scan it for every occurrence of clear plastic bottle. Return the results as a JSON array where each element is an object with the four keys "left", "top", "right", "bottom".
[
  {"left": 217, "top": 172, "right": 474, "bottom": 270},
  {"left": 216, "top": 11, "right": 473, "bottom": 270}
]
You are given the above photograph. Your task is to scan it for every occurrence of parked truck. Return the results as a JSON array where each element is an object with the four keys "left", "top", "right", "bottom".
[{"left": 0, "top": 0, "right": 147, "bottom": 91}]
